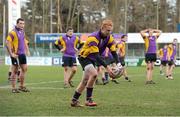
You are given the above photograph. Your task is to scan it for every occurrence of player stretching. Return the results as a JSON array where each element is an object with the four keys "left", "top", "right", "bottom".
[{"left": 140, "top": 28, "right": 162, "bottom": 84}]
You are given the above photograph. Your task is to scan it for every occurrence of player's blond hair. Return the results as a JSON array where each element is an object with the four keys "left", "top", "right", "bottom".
[{"left": 101, "top": 19, "right": 113, "bottom": 29}]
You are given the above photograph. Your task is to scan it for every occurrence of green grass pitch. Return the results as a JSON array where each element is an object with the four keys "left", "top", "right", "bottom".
[{"left": 0, "top": 65, "right": 180, "bottom": 116}]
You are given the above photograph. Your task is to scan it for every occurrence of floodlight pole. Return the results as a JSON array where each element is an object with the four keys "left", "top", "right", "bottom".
[
  {"left": 50, "top": 0, "right": 53, "bottom": 33},
  {"left": 124, "top": 0, "right": 127, "bottom": 33},
  {"left": 156, "top": 0, "right": 159, "bottom": 29},
  {"left": 50, "top": 0, "right": 53, "bottom": 54},
  {"left": 57, "top": 0, "right": 60, "bottom": 33},
  {"left": 43, "top": 0, "right": 45, "bottom": 33},
  {"left": 3, "top": 1, "right": 6, "bottom": 48}
]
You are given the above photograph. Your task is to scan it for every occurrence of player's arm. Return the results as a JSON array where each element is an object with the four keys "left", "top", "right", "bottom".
[
  {"left": 74, "top": 36, "right": 83, "bottom": 52},
  {"left": 107, "top": 36, "right": 120, "bottom": 65},
  {"left": 54, "top": 37, "right": 63, "bottom": 51},
  {"left": 116, "top": 43, "right": 122, "bottom": 56},
  {"left": 174, "top": 55, "right": 176, "bottom": 62},
  {"left": 140, "top": 29, "right": 149, "bottom": 39},
  {"left": 93, "top": 52, "right": 107, "bottom": 68},
  {"left": 77, "top": 39, "right": 84, "bottom": 50},
  {"left": 6, "top": 40, "right": 13, "bottom": 56},
  {"left": 6, "top": 33, "right": 18, "bottom": 58},
  {"left": 92, "top": 52, "right": 115, "bottom": 77},
  {"left": 25, "top": 39, "right": 30, "bottom": 56},
  {"left": 167, "top": 46, "right": 171, "bottom": 61},
  {"left": 158, "top": 49, "right": 162, "bottom": 58},
  {"left": 153, "top": 29, "right": 162, "bottom": 38}
]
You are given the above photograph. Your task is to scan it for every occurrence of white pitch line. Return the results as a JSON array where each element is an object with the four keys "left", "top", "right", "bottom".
[
  {"left": 26, "top": 80, "right": 63, "bottom": 86},
  {"left": 0, "top": 86, "right": 65, "bottom": 90},
  {"left": 0, "top": 80, "right": 65, "bottom": 89},
  {"left": 0, "top": 71, "right": 179, "bottom": 89},
  {"left": 29, "top": 87, "right": 64, "bottom": 90}
]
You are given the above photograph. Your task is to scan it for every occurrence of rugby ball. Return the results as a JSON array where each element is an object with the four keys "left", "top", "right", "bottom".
[{"left": 111, "top": 66, "right": 124, "bottom": 79}]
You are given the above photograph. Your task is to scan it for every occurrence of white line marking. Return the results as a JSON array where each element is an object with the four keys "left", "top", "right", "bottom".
[{"left": 0, "top": 71, "right": 179, "bottom": 89}]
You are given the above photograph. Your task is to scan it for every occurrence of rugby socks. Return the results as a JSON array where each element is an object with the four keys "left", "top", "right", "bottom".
[
  {"left": 8, "top": 72, "right": 11, "bottom": 80},
  {"left": 17, "top": 70, "right": 20, "bottom": 76},
  {"left": 72, "top": 91, "right": 81, "bottom": 101},
  {"left": 86, "top": 87, "right": 93, "bottom": 101},
  {"left": 105, "top": 72, "right": 109, "bottom": 81},
  {"left": 125, "top": 77, "right": 129, "bottom": 80}
]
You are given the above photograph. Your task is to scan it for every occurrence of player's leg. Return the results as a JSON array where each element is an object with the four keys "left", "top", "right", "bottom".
[
  {"left": 71, "top": 71, "right": 88, "bottom": 107},
  {"left": 10, "top": 57, "right": 19, "bottom": 93},
  {"left": 165, "top": 62, "right": 169, "bottom": 78},
  {"left": 146, "top": 61, "right": 151, "bottom": 84},
  {"left": 147, "top": 54, "right": 156, "bottom": 84},
  {"left": 68, "top": 57, "right": 77, "bottom": 87},
  {"left": 159, "top": 63, "right": 163, "bottom": 75},
  {"left": 85, "top": 64, "right": 98, "bottom": 106},
  {"left": 168, "top": 61, "right": 174, "bottom": 79},
  {"left": 62, "top": 56, "right": 70, "bottom": 88},
  {"left": 17, "top": 67, "right": 21, "bottom": 82},
  {"left": 71, "top": 64, "right": 97, "bottom": 107},
  {"left": 96, "top": 66, "right": 104, "bottom": 85},
  {"left": 166, "top": 61, "right": 171, "bottom": 79},
  {"left": 100, "top": 66, "right": 109, "bottom": 85},
  {"left": 123, "top": 68, "right": 130, "bottom": 81},
  {"left": 71, "top": 57, "right": 97, "bottom": 107},
  {"left": 120, "top": 57, "right": 129, "bottom": 81},
  {"left": 8, "top": 66, "right": 12, "bottom": 82},
  {"left": 63, "top": 66, "right": 69, "bottom": 88},
  {"left": 149, "top": 62, "right": 155, "bottom": 84},
  {"left": 18, "top": 54, "right": 29, "bottom": 92},
  {"left": 71, "top": 65, "right": 92, "bottom": 107},
  {"left": 68, "top": 66, "right": 77, "bottom": 87}
]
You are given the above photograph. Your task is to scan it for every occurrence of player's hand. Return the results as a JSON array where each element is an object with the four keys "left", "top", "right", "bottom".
[
  {"left": 11, "top": 53, "right": 18, "bottom": 58},
  {"left": 75, "top": 48, "right": 78, "bottom": 52},
  {"left": 117, "top": 63, "right": 122, "bottom": 68},
  {"left": 60, "top": 48, "right": 65, "bottom": 53},
  {"left": 106, "top": 65, "right": 115, "bottom": 78},
  {"left": 26, "top": 51, "right": 30, "bottom": 56}
]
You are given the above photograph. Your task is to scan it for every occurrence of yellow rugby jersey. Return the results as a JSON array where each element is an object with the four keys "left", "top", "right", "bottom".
[
  {"left": 54, "top": 35, "right": 80, "bottom": 49},
  {"left": 158, "top": 48, "right": 163, "bottom": 58},
  {"left": 6, "top": 28, "right": 28, "bottom": 54},
  {"left": 79, "top": 31, "right": 116, "bottom": 59},
  {"left": 167, "top": 44, "right": 173, "bottom": 59},
  {"left": 54, "top": 35, "right": 81, "bottom": 57},
  {"left": 117, "top": 41, "right": 126, "bottom": 57}
]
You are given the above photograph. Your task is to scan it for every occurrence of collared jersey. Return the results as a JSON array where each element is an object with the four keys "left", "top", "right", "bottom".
[
  {"left": 168, "top": 44, "right": 177, "bottom": 60},
  {"left": 143, "top": 36, "right": 157, "bottom": 54},
  {"left": 6, "top": 27, "right": 28, "bottom": 55},
  {"left": 54, "top": 34, "right": 80, "bottom": 58},
  {"left": 117, "top": 40, "right": 126, "bottom": 57},
  {"left": 79, "top": 31, "right": 116, "bottom": 60}
]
